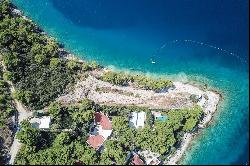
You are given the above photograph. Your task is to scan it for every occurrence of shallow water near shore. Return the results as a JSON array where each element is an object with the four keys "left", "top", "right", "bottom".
[{"left": 11, "top": 0, "right": 249, "bottom": 164}]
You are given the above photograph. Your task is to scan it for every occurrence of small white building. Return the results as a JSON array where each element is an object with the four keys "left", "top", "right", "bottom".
[
  {"left": 30, "top": 116, "right": 51, "bottom": 129},
  {"left": 39, "top": 116, "right": 51, "bottom": 129},
  {"left": 129, "top": 112, "right": 146, "bottom": 129}
]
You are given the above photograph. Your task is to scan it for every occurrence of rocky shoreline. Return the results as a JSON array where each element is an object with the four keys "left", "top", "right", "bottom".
[
  {"left": 165, "top": 82, "right": 220, "bottom": 165},
  {"left": 56, "top": 70, "right": 221, "bottom": 165},
  {"left": 11, "top": 6, "right": 221, "bottom": 165}
]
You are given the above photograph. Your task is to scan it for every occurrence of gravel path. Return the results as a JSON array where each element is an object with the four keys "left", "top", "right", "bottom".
[
  {"left": 7, "top": 81, "right": 32, "bottom": 165},
  {"left": 1, "top": 62, "right": 31, "bottom": 165}
]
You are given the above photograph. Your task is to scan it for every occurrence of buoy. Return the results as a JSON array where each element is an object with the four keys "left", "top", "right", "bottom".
[{"left": 153, "top": 39, "right": 247, "bottom": 64}]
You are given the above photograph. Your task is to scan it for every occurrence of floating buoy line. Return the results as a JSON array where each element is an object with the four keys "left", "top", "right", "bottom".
[{"left": 151, "top": 39, "right": 248, "bottom": 64}]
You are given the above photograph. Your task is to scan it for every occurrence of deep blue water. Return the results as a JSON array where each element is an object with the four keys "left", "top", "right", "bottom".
[{"left": 11, "top": 0, "right": 249, "bottom": 165}]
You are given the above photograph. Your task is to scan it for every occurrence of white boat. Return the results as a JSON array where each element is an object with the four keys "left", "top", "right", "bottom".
[{"left": 150, "top": 58, "right": 156, "bottom": 64}]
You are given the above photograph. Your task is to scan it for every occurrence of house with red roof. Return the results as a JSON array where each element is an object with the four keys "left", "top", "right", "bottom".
[
  {"left": 131, "top": 154, "right": 145, "bottom": 165},
  {"left": 86, "top": 135, "right": 105, "bottom": 150},
  {"left": 94, "top": 112, "right": 112, "bottom": 130},
  {"left": 87, "top": 112, "right": 113, "bottom": 150}
]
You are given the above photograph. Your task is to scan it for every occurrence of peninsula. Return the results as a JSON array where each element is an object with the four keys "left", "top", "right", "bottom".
[{"left": 0, "top": 0, "right": 220, "bottom": 165}]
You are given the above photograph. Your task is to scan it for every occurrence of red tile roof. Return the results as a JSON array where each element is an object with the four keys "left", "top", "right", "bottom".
[
  {"left": 94, "top": 112, "right": 112, "bottom": 130},
  {"left": 86, "top": 135, "right": 104, "bottom": 150},
  {"left": 131, "top": 154, "right": 144, "bottom": 165}
]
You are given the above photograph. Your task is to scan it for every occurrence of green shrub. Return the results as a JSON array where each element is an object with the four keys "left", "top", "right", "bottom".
[{"left": 100, "top": 71, "right": 173, "bottom": 91}]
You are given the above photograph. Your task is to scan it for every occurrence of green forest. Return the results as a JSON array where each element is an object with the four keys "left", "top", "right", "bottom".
[
  {"left": 15, "top": 99, "right": 203, "bottom": 165},
  {"left": 0, "top": 1, "right": 205, "bottom": 165},
  {"left": 0, "top": 0, "right": 87, "bottom": 110},
  {"left": 100, "top": 71, "right": 173, "bottom": 92},
  {"left": 0, "top": 64, "right": 16, "bottom": 164}
]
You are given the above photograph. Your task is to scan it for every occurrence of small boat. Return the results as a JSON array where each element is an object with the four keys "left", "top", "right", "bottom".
[{"left": 150, "top": 58, "right": 156, "bottom": 64}]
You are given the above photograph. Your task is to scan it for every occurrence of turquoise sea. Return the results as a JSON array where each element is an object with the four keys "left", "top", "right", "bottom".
[{"left": 11, "top": 0, "right": 249, "bottom": 164}]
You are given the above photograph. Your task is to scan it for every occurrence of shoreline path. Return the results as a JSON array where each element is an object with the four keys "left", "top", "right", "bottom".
[{"left": 1, "top": 61, "right": 32, "bottom": 165}]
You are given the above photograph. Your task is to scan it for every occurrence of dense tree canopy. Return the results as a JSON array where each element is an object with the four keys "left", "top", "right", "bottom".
[
  {"left": 16, "top": 120, "right": 41, "bottom": 146},
  {"left": 0, "top": 63, "right": 16, "bottom": 164},
  {"left": 48, "top": 102, "right": 62, "bottom": 118},
  {"left": 101, "top": 71, "right": 173, "bottom": 91},
  {"left": 14, "top": 97, "right": 203, "bottom": 165},
  {"left": 99, "top": 140, "right": 128, "bottom": 165},
  {"left": 1, "top": 1, "right": 205, "bottom": 165},
  {"left": 0, "top": 0, "right": 91, "bottom": 109}
]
